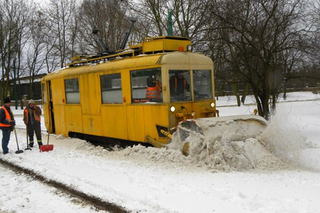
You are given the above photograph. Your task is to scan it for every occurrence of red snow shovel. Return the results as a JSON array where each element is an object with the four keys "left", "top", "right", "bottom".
[{"left": 40, "top": 132, "right": 54, "bottom": 152}]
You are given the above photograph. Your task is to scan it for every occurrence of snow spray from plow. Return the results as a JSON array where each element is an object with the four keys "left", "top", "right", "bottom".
[
  {"left": 171, "top": 115, "right": 268, "bottom": 155},
  {"left": 167, "top": 115, "right": 286, "bottom": 171}
]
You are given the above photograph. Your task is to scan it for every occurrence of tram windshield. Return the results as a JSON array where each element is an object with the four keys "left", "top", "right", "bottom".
[
  {"left": 169, "top": 70, "right": 213, "bottom": 102},
  {"left": 193, "top": 70, "right": 213, "bottom": 100},
  {"left": 169, "top": 70, "right": 191, "bottom": 102}
]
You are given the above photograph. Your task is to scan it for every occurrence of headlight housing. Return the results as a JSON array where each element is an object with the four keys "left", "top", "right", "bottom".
[{"left": 210, "top": 102, "right": 215, "bottom": 108}]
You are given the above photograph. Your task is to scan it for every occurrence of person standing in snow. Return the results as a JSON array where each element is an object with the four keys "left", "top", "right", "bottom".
[
  {"left": 0, "top": 97, "right": 16, "bottom": 154},
  {"left": 23, "top": 99, "right": 42, "bottom": 148}
]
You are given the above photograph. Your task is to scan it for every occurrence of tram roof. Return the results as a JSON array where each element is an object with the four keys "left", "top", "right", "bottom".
[
  {"left": 43, "top": 51, "right": 212, "bottom": 81},
  {"left": 42, "top": 37, "right": 213, "bottom": 81}
]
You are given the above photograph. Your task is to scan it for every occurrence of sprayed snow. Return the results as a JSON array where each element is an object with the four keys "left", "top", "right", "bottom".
[{"left": 167, "top": 115, "right": 289, "bottom": 172}]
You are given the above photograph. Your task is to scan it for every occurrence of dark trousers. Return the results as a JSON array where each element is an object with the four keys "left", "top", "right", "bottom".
[
  {"left": 27, "top": 123, "right": 42, "bottom": 143},
  {"left": 1, "top": 129, "right": 11, "bottom": 154}
]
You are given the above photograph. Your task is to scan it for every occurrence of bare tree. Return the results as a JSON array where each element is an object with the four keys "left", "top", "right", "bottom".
[
  {"left": 170, "top": 0, "right": 210, "bottom": 47},
  {"left": 207, "top": 0, "right": 305, "bottom": 119},
  {"left": 133, "top": 0, "right": 168, "bottom": 36},
  {"left": 25, "top": 9, "right": 48, "bottom": 98},
  {"left": 301, "top": 0, "right": 320, "bottom": 90},
  {"left": 75, "top": 0, "right": 137, "bottom": 55},
  {"left": 0, "top": 0, "right": 31, "bottom": 102},
  {"left": 43, "top": 0, "right": 77, "bottom": 68},
  {"left": 133, "top": 0, "right": 210, "bottom": 45}
]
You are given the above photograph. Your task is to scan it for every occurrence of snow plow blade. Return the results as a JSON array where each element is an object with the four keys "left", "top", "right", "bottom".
[{"left": 172, "top": 115, "right": 267, "bottom": 156}]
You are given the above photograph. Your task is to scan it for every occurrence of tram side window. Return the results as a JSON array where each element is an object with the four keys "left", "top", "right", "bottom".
[
  {"left": 169, "top": 70, "right": 191, "bottom": 102},
  {"left": 65, "top": 78, "right": 80, "bottom": 104},
  {"left": 193, "top": 70, "right": 213, "bottom": 100},
  {"left": 131, "top": 68, "right": 162, "bottom": 103},
  {"left": 100, "top": 74, "right": 123, "bottom": 104},
  {"left": 41, "top": 83, "right": 46, "bottom": 104}
]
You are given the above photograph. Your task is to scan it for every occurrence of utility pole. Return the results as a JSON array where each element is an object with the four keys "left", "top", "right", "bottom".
[
  {"left": 168, "top": 11, "right": 173, "bottom": 36},
  {"left": 13, "top": 59, "right": 18, "bottom": 109}
]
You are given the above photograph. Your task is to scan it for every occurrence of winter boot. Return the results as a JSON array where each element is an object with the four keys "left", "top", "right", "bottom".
[
  {"left": 29, "top": 141, "right": 34, "bottom": 148},
  {"left": 38, "top": 141, "right": 43, "bottom": 148}
]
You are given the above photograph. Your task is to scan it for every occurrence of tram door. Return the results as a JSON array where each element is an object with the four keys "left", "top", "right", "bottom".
[{"left": 48, "top": 81, "right": 55, "bottom": 133}]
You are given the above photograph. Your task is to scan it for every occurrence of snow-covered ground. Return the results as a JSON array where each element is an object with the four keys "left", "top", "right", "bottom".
[{"left": 1, "top": 92, "right": 320, "bottom": 213}]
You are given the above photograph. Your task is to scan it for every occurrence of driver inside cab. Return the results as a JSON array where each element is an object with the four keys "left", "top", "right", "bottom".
[{"left": 170, "top": 71, "right": 190, "bottom": 100}]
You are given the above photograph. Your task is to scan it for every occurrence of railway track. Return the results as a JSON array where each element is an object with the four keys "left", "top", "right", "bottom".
[{"left": 0, "top": 158, "right": 129, "bottom": 213}]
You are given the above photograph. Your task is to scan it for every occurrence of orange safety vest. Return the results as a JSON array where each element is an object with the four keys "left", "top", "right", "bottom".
[
  {"left": 0, "top": 107, "right": 12, "bottom": 127},
  {"left": 24, "top": 108, "right": 41, "bottom": 125},
  {"left": 146, "top": 81, "right": 162, "bottom": 99}
]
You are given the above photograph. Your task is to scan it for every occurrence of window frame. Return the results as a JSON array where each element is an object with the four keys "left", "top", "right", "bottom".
[
  {"left": 100, "top": 73, "right": 123, "bottom": 104},
  {"left": 169, "top": 70, "right": 191, "bottom": 102},
  {"left": 130, "top": 68, "right": 162, "bottom": 103},
  {"left": 193, "top": 69, "right": 213, "bottom": 101},
  {"left": 41, "top": 83, "right": 46, "bottom": 104},
  {"left": 64, "top": 78, "right": 80, "bottom": 104}
]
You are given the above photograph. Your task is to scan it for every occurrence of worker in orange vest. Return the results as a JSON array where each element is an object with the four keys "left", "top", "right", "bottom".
[
  {"left": 23, "top": 99, "right": 42, "bottom": 148},
  {"left": 146, "top": 74, "right": 162, "bottom": 102},
  {"left": 0, "top": 97, "right": 16, "bottom": 154}
]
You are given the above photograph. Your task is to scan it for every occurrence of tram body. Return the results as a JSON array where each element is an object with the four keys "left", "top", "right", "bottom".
[{"left": 41, "top": 37, "right": 218, "bottom": 147}]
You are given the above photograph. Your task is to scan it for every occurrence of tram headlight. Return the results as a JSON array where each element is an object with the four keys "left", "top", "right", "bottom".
[
  {"left": 170, "top": 105, "right": 176, "bottom": 112},
  {"left": 191, "top": 111, "right": 196, "bottom": 117},
  {"left": 210, "top": 102, "right": 215, "bottom": 108}
]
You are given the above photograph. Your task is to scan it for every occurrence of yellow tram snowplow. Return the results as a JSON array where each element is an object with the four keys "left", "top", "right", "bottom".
[
  {"left": 41, "top": 36, "right": 267, "bottom": 153},
  {"left": 169, "top": 115, "right": 267, "bottom": 156}
]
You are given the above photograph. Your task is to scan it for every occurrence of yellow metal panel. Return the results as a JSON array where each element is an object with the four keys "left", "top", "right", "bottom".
[
  {"left": 65, "top": 105, "right": 83, "bottom": 133},
  {"left": 80, "top": 73, "right": 101, "bottom": 115},
  {"left": 53, "top": 105, "right": 66, "bottom": 135},
  {"left": 126, "top": 104, "right": 169, "bottom": 143},
  {"left": 120, "top": 70, "right": 131, "bottom": 104},
  {"left": 143, "top": 38, "right": 191, "bottom": 53},
  {"left": 101, "top": 105, "right": 127, "bottom": 140},
  {"left": 144, "top": 104, "right": 169, "bottom": 137},
  {"left": 51, "top": 79, "right": 66, "bottom": 105},
  {"left": 126, "top": 105, "right": 145, "bottom": 142},
  {"left": 82, "top": 115, "right": 102, "bottom": 136}
]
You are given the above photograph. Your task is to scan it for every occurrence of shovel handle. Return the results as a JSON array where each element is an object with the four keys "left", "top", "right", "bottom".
[
  {"left": 13, "top": 127, "right": 22, "bottom": 152},
  {"left": 14, "top": 127, "right": 18, "bottom": 146},
  {"left": 47, "top": 131, "right": 50, "bottom": 145}
]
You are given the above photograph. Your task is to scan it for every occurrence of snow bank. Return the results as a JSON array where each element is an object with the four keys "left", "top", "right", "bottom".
[
  {"left": 8, "top": 108, "right": 308, "bottom": 175},
  {"left": 9, "top": 91, "right": 316, "bottom": 174},
  {"left": 1, "top": 92, "right": 319, "bottom": 213},
  {"left": 77, "top": 113, "right": 298, "bottom": 173}
]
